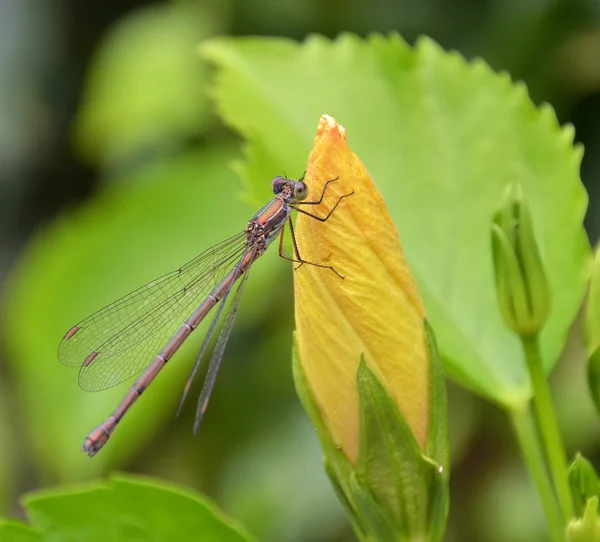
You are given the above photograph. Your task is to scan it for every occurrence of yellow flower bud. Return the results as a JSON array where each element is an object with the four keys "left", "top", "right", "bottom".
[{"left": 293, "top": 114, "right": 430, "bottom": 463}]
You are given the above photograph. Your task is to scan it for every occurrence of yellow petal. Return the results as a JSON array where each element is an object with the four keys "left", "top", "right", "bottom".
[{"left": 294, "top": 114, "right": 429, "bottom": 463}]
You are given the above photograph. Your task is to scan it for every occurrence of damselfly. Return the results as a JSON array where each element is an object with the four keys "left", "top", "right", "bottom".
[{"left": 58, "top": 175, "right": 353, "bottom": 456}]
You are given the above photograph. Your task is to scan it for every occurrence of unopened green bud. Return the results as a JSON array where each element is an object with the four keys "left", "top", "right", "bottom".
[
  {"left": 567, "top": 496, "right": 600, "bottom": 542},
  {"left": 570, "top": 453, "right": 600, "bottom": 518},
  {"left": 491, "top": 184, "right": 551, "bottom": 337}
]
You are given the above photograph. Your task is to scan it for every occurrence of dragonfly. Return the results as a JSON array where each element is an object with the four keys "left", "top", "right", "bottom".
[{"left": 58, "top": 175, "right": 353, "bottom": 457}]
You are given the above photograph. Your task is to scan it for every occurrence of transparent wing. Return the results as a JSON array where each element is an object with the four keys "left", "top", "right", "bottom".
[
  {"left": 194, "top": 245, "right": 255, "bottom": 432},
  {"left": 58, "top": 231, "right": 248, "bottom": 391}
]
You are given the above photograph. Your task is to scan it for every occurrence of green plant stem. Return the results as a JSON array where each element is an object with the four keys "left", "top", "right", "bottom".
[
  {"left": 510, "top": 407, "right": 565, "bottom": 542},
  {"left": 522, "top": 333, "right": 573, "bottom": 522}
]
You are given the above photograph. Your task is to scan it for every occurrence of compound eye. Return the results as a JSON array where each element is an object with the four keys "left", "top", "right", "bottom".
[
  {"left": 293, "top": 181, "right": 308, "bottom": 201},
  {"left": 271, "top": 176, "right": 287, "bottom": 194}
]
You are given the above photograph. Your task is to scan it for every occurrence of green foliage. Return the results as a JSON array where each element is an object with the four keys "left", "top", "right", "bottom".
[
  {"left": 73, "top": 2, "right": 226, "bottom": 166},
  {"left": 0, "top": 475, "right": 255, "bottom": 542},
  {"left": 203, "top": 33, "right": 590, "bottom": 409}
]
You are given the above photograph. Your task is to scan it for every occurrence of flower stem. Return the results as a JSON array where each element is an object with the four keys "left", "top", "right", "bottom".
[
  {"left": 510, "top": 407, "right": 565, "bottom": 542},
  {"left": 522, "top": 333, "right": 573, "bottom": 522}
]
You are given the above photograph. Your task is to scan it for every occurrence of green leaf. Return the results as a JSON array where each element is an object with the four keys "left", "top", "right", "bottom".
[
  {"left": 203, "top": 33, "right": 590, "bottom": 408},
  {"left": 19, "top": 474, "right": 255, "bottom": 542},
  {"left": 2, "top": 144, "right": 287, "bottom": 481},
  {"left": 0, "top": 521, "right": 42, "bottom": 542},
  {"left": 73, "top": 2, "right": 225, "bottom": 166}
]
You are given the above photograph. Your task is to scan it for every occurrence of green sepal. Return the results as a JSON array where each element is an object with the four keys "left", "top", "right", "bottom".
[
  {"left": 424, "top": 318, "right": 449, "bottom": 472},
  {"left": 324, "top": 461, "right": 371, "bottom": 541},
  {"left": 587, "top": 346, "right": 600, "bottom": 421},
  {"left": 567, "top": 496, "right": 600, "bottom": 542},
  {"left": 355, "top": 358, "right": 447, "bottom": 541},
  {"left": 348, "top": 471, "right": 399, "bottom": 542},
  {"left": 492, "top": 220, "right": 530, "bottom": 331},
  {"left": 423, "top": 318, "right": 450, "bottom": 542},
  {"left": 569, "top": 453, "right": 600, "bottom": 518},
  {"left": 517, "top": 193, "right": 551, "bottom": 325},
  {"left": 355, "top": 357, "right": 424, "bottom": 534}
]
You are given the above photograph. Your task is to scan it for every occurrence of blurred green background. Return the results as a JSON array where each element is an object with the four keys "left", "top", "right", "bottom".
[{"left": 0, "top": 0, "right": 599, "bottom": 541}]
